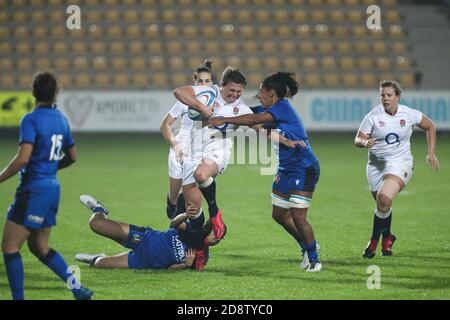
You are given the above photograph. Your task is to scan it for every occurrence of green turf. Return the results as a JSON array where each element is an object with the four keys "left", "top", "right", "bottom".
[{"left": 0, "top": 132, "right": 449, "bottom": 300}]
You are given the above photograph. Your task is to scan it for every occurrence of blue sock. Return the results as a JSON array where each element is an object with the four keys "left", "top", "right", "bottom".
[
  {"left": 3, "top": 252, "right": 24, "bottom": 300},
  {"left": 305, "top": 240, "right": 319, "bottom": 262},
  {"left": 39, "top": 249, "right": 82, "bottom": 295}
]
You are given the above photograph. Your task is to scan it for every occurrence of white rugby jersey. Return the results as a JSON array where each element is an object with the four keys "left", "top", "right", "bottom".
[
  {"left": 190, "top": 85, "right": 253, "bottom": 154},
  {"left": 168, "top": 100, "right": 193, "bottom": 146},
  {"left": 358, "top": 104, "right": 423, "bottom": 162}
]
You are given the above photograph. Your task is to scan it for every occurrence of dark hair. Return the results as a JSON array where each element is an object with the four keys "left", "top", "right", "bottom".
[
  {"left": 194, "top": 59, "right": 217, "bottom": 84},
  {"left": 32, "top": 71, "right": 59, "bottom": 103},
  {"left": 379, "top": 80, "right": 402, "bottom": 97},
  {"left": 261, "top": 71, "right": 299, "bottom": 99},
  {"left": 221, "top": 66, "right": 247, "bottom": 87}
]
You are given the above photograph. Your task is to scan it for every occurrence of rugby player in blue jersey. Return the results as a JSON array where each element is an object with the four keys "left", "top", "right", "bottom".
[
  {"left": 0, "top": 71, "right": 93, "bottom": 299},
  {"left": 209, "top": 72, "right": 322, "bottom": 272},
  {"left": 75, "top": 195, "right": 222, "bottom": 271}
]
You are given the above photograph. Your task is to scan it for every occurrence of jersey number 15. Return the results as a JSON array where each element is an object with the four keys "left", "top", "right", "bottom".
[{"left": 49, "top": 134, "right": 63, "bottom": 161}]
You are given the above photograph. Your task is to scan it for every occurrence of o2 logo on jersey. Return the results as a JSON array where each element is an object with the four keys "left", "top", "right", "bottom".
[
  {"left": 49, "top": 134, "right": 63, "bottom": 161},
  {"left": 385, "top": 133, "right": 400, "bottom": 147}
]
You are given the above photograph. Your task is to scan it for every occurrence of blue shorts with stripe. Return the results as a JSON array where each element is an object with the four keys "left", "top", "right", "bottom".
[
  {"left": 7, "top": 178, "right": 60, "bottom": 229},
  {"left": 272, "top": 161, "right": 320, "bottom": 198}
]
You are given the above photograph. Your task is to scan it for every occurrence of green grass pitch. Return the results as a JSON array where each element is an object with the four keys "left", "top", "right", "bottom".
[{"left": 0, "top": 132, "right": 449, "bottom": 300}]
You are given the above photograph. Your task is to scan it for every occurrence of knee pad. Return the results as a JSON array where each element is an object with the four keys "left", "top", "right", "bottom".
[
  {"left": 289, "top": 195, "right": 311, "bottom": 209},
  {"left": 271, "top": 193, "right": 290, "bottom": 209}
]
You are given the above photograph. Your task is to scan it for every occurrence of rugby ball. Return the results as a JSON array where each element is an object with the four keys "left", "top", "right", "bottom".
[{"left": 188, "top": 89, "right": 217, "bottom": 121}]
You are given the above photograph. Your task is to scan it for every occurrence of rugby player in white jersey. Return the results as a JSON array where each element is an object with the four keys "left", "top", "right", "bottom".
[
  {"left": 173, "top": 67, "right": 252, "bottom": 240},
  {"left": 160, "top": 61, "right": 216, "bottom": 219},
  {"left": 355, "top": 80, "right": 439, "bottom": 258}
]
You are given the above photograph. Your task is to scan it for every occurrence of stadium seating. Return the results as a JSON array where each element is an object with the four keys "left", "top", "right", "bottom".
[{"left": 2, "top": 0, "right": 416, "bottom": 90}]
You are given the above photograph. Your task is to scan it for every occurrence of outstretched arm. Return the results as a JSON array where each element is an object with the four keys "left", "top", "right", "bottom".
[
  {"left": 418, "top": 115, "right": 439, "bottom": 172},
  {"left": 268, "top": 130, "right": 307, "bottom": 148},
  {"left": 0, "top": 143, "right": 33, "bottom": 183},
  {"left": 209, "top": 112, "right": 274, "bottom": 127}
]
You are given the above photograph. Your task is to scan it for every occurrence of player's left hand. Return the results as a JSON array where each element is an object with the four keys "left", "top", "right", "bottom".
[
  {"left": 185, "top": 248, "right": 196, "bottom": 268},
  {"left": 185, "top": 205, "right": 200, "bottom": 218},
  {"left": 286, "top": 140, "right": 307, "bottom": 148},
  {"left": 426, "top": 154, "right": 439, "bottom": 172},
  {"left": 208, "top": 117, "right": 225, "bottom": 127}
]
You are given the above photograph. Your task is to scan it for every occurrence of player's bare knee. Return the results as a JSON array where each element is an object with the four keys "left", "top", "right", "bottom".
[
  {"left": 376, "top": 193, "right": 392, "bottom": 212},
  {"left": 193, "top": 170, "right": 207, "bottom": 184}
]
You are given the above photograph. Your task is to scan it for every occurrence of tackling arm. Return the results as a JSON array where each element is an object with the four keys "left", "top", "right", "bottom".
[{"left": 0, "top": 143, "right": 33, "bottom": 183}]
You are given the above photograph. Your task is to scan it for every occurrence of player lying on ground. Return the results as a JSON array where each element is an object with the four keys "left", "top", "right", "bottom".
[{"left": 75, "top": 195, "right": 224, "bottom": 271}]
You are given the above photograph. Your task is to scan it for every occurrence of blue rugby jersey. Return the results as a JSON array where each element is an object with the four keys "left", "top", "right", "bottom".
[
  {"left": 19, "top": 105, "right": 74, "bottom": 182},
  {"left": 265, "top": 99, "right": 318, "bottom": 170}
]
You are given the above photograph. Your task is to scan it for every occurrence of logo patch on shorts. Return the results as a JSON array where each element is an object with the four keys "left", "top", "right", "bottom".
[{"left": 27, "top": 215, "right": 44, "bottom": 224}]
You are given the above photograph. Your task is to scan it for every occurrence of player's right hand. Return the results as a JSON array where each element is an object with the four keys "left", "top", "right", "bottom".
[
  {"left": 364, "top": 138, "right": 377, "bottom": 148},
  {"left": 185, "top": 205, "right": 200, "bottom": 218},
  {"left": 172, "top": 144, "right": 185, "bottom": 164}
]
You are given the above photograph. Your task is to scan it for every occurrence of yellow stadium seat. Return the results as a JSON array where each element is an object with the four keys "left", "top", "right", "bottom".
[
  {"left": 311, "top": 10, "right": 327, "bottom": 22},
  {"left": 110, "top": 41, "right": 125, "bottom": 54},
  {"left": 171, "top": 73, "right": 189, "bottom": 87},
  {"left": 72, "top": 42, "right": 87, "bottom": 54},
  {"left": 227, "top": 56, "right": 241, "bottom": 68},
  {"left": 94, "top": 74, "right": 110, "bottom": 88},
  {"left": 142, "top": 0, "right": 157, "bottom": 4},
  {"left": 0, "top": 58, "right": 13, "bottom": 71},
  {"left": 261, "top": 42, "right": 277, "bottom": 53},
  {"left": 322, "top": 56, "right": 337, "bottom": 69},
  {"left": 303, "top": 57, "right": 317, "bottom": 69},
  {"left": 389, "top": 25, "right": 405, "bottom": 37},
  {"left": 105, "top": 10, "right": 120, "bottom": 21},
  {"left": 163, "top": 24, "right": 179, "bottom": 37},
  {"left": 303, "top": 74, "right": 321, "bottom": 87},
  {"left": 218, "top": 10, "right": 233, "bottom": 22},
  {"left": 148, "top": 41, "right": 163, "bottom": 53},
  {"left": 296, "top": 25, "right": 311, "bottom": 37},
  {"left": 199, "top": 10, "right": 214, "bottom": 21},
  {"left": 318, "top": 41, "right": 333, "bottom": 54},
  {"left": 142, "top": 10, "right": 158, "bottom": 21},
  {"left": 30, "top": 11, "right": 45, "bottom": 22},
  {"left": 16, "top": 42, "right": 32, "bottom": 55},
  {"left": 53, "top": 41, "right": 68, "bottom": 54},
  {"left": 236, "top": 9, "right": 252, "bottom": 22},
  {"left": 185, "top": 41, "right": 201, "bottom": 53},
  {"left": 373, "top": 41, "right": 387, "bottom": 54},
  {"left": 75, "top": 74, "right": 91, "bottom": 88},
  {"left": 385, "top": 10, "right": 401, "bottom": 23},
  {"left": 392, "top": 42, "right": 407, "bottom": 54},
  {"left": 14, "top": 0, "right": 28, "bottom": 6},
  {"left": 330, "top": 10, "right": 345, "bottom": 22},
  {"left": 354, "top": 41, "right": 369, "bottom": 53},
  {"left": 342, "top": 73, "right": 358, "bottom": 87},
  {"left": 326, "top": 0, "right": 341, "bottom": 5},
  {"left": 150, "top": 56, "right": 165, "bottom": 70},
  {"left": 152, "top": 74, "right": 168, "bottom": 88},
  {"left": 0, "top": 42, "right": 12, "bottom": 54},
  {"left": 396, "top": 56, "right": 412, "bottom": 69},
  {"left": 87, "top": 11, "right": 102, "bottom": 24},
  {"left": 132, "top": 74, "right": 149, "bottom": 88},
  {"left": 30, "top": 0, "right": 45, "bottom": 5},
  {"left": 204, "top": 41, "right": 221, "bottom": 54},
  {"left": 280, "top": 42, "right": 296, "bottom": 53},
  {"left": 292, "top": 10, "right": 308, "bottom": 22},
  {"left": 258, "top": 26, "right": 272, "bottom": 38},
  {"left": 348, "top": 10, "right": 363, "bottom": 23},
  {"left": 336, "top": 42, "right": 352, "bottom": 53},
  {"left": 74, "top": 56, "right": 89, "bottom": 70},
  {"left": 130, "top": 58, "right": 147, "bottom": 70},
  {"left": 126, "top": 25, "right": 141, "bottom": 38},
  {"left": 13, "top": 11, "right": 27, "bottom": 23},
  {"left": 0, "top": 27, "right": 9, "bottom": 39},
  {"left": 92, "top": 56, "right": 108, "bottom": 70},
  {"left": 234, "top": 0, "right": 250, "bottom": 5},
  {"left": 104, "top": 0, "right": 119, "bottom": 4},
  {"left": 169, "top": 57, "right": 184, "bottom": 70},
  {"left": 124, "top": 10, "right": 139, "bottom": 22},
  {"left": 340, "top": 56, "right": 355, "bottom": 69},
  {"left": 245, "top": 57, "right": 261, "bottom": 70},
  {"left": 183, "top": 25, "right": 198, "bottom": 38},
  {"left": 107, "top": 26, "right": 122, "bottom": 38},
  {"left": 0, "top": 76, "right": 14, "bottom": 88},
  {"left": 358, "top": 57, "right": 373, "bottom": 69},
  {"left": 35, "top": 58, "right": 51, "bottom": 70},
  {"left": 239, "top": 25, "right": 256, "bottom": 38},
  {"left": 34, "top": 42, "right": 50, "bottom": 54},
  {"left": 265, "top": 57, "right": 280, "bottom": 72},
  {"left": 299, "top": 41, "right": 315, "bottom": 54},
  {"left": 352, "top": 26, "right": 366, "bottom": 37},
  {"left": 161, "top": 10, "right": 177, "bottom": 22},
  {"left": 283, "top": 57, "right": 299, "bottom": 70},
  {"left": 223, "top": 42, "right": 239, "bottom": 53},
  {"left": 113, "top": 74, "right": 129, "bottom": 88},
  {"left": 49, "top": 11, "right": 64, "bottom": 23},
  {"left": 202, "top": 25, "right": 217, "bottom": 38},
  {"left": 308, "top": 0, "right": 323, "bottom": 6},
  {"left": 0, "top": 12, "right": 7, "bottom": 24},
  {"left": 345, "top": 0, "right": 359, "bottom": 7},
  {"left": 361, "top": 73, "right": 377, "bottom": 88},
  {"left": 54, "top": 58, "right": 70, "bottom": 71},
  {"left": 14, "top": 26, "right": 28, "bottom": 38},
  {"left": 18, "top": 74, "right": 33, "bottom": 88},
  {"left": 91, "top": 42, "right": 106, "bottom": 55},
  {"left": 88, "top": 25, "right": 103, "bottom": 38},
  {"left": 144, "top": 24, "right": 160, "bottom": 37},
  {"left": 277, "top": 25, "right": 292, "bottom": 37},
  {"left": 129, "top": 41, "right": 144, "bottom": 54},
  {"left": 242, "top": 41, "right": 258, "bottom": 53},
  {"left": 324, "top": 74, "right": 340, "bottom": 87},
  {"left": 255, "top": 10, "right": 270, "bottom": 21},
  {"left": 273, "top": 10, "right": 289, "bottom": 22},
  {"left": 334, "top": 25, "right": 348, "bottom": 37},
  {"left": 111, "top": 57, "right": 128, "bottom": 70},
  {"left": 17, "top": 58, "right": 32, "bottom": 71},
  {"left": 376, "top": 57, "right": 391, "bottom": 70},
  {"left": 221, "top": 24, "right": 236, "bottom": 38},
  {"left": 247, "top": 72, "right": 263, "bottom": 88},
  {"left": 399, "top": 73, "right": 414, "bottom": 88}
]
